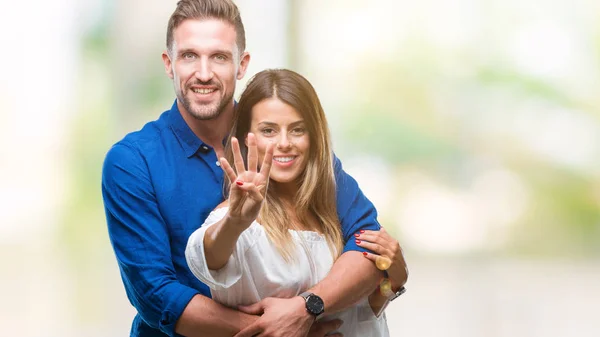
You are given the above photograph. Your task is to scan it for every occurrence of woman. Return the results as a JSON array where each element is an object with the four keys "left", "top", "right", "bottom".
[{"left": 185, "top": 69, "right": 407, "bottom": 336}]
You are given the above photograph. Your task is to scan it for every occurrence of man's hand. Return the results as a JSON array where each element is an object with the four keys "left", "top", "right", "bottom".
[{"left": 234, "top": 297, "right": 313, "bottom": 337}]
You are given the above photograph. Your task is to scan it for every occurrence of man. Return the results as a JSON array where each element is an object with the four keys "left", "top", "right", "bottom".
[{"left": 102, "top": 1, "right": 403, "bottom": 336}]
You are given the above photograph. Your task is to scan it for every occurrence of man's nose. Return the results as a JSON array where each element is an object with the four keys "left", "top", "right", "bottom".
[{"left": 194, "top": 59, "right": 214, "bottom": 82}]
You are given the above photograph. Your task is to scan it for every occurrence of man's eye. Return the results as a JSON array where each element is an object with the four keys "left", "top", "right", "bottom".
[
  {"left": 215, "top": 54, "right": 227, "bottom": 61},
  {"left": 183, "top": 53, "right": 196, "bottom": 60}
]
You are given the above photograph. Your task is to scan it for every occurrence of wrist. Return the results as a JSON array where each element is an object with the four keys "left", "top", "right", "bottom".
[
  {"left": 223, "top": 212, "right": 253, "bottom": 230},
  {"left": 294, "top": 296, "right": 315, "bottom": 322},
  {"left": 298, "top": 292, "right": 325, "bottom": 321},
  {"left": 390, "top": 280, "right": 403, "bottom": 293},
  {"left": 388, "top": 267, "right": 408, "bottom": 292}
]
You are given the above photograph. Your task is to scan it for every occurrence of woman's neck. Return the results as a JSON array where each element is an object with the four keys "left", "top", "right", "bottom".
[{"left": 272, "top": 181, "right": 297, "bottom": 204}]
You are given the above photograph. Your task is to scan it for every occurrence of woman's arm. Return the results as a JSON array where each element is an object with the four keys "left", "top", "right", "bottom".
[
  {"left": 202, "top": 135, "right": 274, "bottom": 270},
  {"left": 356, "top": 227, "right": 408, "bottom": 316},
  {"left": 202, "top": 205, "right": 250, "bottom": 270}
]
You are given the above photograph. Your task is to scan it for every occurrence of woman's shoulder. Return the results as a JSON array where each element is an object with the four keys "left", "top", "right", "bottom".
[
  {"left": 203, "top": 203, "right": 229, "bottom": 225},
  {"left": 211, "top": 201, "right": 230, "bottom": 217},
  {"left": 215, "top": 200, "right": 229, "bottom": 209}
]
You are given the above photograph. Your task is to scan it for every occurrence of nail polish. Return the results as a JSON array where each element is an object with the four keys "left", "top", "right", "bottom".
[
  {"left": 362, "top": 252, "right": 367, "bottom": 256},
  {"left": 354, "top": 233, "right": 360, "bottom": 238},
  {"left": 236, "top": 181, "right": 244, "bottom": 186},
  {"left": 360, "top": 230, "right": 365, "bottom": 233},
  {"left": 355, "top": 239, "right": 361, "bottom": 244}
]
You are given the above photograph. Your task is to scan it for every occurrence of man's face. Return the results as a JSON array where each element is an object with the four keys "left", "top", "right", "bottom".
[{"left": 163, "top": 19, "right": 249, "bottom": 120}]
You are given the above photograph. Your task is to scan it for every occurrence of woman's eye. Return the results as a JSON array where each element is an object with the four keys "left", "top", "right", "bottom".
[
  {"left": 261, "top": 128, "right": 275, "bottom": 135},
  {"left": 292, "top": 127, "right": 305, "bottom": 134}
]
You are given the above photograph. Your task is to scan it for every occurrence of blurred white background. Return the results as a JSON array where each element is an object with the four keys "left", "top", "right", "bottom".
[{"left": 1, "top": 0, "right": 599, "bottom": 336}]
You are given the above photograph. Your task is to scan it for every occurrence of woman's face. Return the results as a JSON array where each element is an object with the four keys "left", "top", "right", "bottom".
[{"left": 249, "top": 97, "right": 310, "bottom": 185}]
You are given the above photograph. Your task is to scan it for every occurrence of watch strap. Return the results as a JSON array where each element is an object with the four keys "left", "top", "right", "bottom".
[{"left": 388, "top": 286, "right": 406, "bottom": 302}]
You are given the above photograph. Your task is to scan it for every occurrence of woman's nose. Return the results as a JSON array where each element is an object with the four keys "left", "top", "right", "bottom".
[{"left": 276, "top": 134, "right": 292, "bottom": 150}]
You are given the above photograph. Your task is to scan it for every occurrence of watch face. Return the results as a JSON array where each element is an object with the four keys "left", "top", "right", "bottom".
[{"left": 306, "top": 295, "right": 324, "bottom": 315}]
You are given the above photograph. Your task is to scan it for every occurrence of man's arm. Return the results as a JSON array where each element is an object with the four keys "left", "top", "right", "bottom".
[
  {"left": 176, "top": 295, "right": 257, "bottom": 336},
  {"left": 102, "top": 143, "right": 255, "bottom": 337},
  {"left": 308, "top": 155, "right": 384, "bottom": 314},
  {"left": 307, "top": 251, "right": 380, "bottom": 314}
]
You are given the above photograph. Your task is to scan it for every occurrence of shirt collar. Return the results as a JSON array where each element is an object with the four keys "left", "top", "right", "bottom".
[{"left": 167, "top": 100, "right": 208, "bottom": 158}]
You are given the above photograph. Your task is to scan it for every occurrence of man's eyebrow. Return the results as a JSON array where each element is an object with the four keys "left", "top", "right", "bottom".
[
  {"left": 214, "top": 49, "right": 234, "bottom": 57},
  {"left": 176, "top": 48, "right": 196, "bottom": 56},
  {"left": 177, "top": 48, "right": 234, "bottom": 57}
]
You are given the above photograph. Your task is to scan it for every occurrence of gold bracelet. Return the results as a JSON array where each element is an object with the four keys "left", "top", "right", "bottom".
[{"left": 379, "top": 278, "right": 395, "bottom": 297}]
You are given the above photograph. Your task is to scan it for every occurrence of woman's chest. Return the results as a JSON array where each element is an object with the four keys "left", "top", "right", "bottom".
[{"left": 244, "top": 235, "right": 334, "bottom": 298}]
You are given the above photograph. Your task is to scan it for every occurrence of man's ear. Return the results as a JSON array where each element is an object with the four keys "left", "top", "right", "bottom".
[
  {"left": 237, "top": 51, "right": 251, "bottom": 80},
  {"left": 162, "top": 50, "right": 174, "bottom": 79}
]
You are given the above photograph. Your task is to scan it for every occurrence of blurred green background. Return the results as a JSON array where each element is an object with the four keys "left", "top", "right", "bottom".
[{"left": 1, "top": 0, "right": 599, "bottom": 336}]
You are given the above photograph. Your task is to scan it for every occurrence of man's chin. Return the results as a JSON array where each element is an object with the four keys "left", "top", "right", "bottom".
[{"left": 189, "top": 105, "right": 222, "bottom": 120}]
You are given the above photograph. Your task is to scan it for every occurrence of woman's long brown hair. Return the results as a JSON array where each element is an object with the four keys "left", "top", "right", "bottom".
[{"left": 224, "top": 69, "right": 343, "bottom": 262}]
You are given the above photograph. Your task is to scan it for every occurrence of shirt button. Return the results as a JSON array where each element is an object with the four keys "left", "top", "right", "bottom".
[
  {"left": 216, "top": 161, "right": 221, "bottom": 167},
  {"left": 201, "top": 145, "right": 209, "bottom": 151}
]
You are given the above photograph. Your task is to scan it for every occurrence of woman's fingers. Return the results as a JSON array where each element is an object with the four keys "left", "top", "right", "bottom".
[
  {"left": 231, "top": 137, "right": 246, "bottom": 175},
  {"left": 260, "top": 142, "right": 274, "bottom": 178},
  {"left": 356, "top": 231, "right": 388, "bottom": 247},
  {"left": 247, "top": 133, "right": 258, "bottom": 173},
  {"left": 362, "top": 251, "right": 379, "bottom": 264},
  {"left": 220, "top": 157, "right": 238, "bottom": 184},
  {"left": 361, "top": 229, "right": 392, "bottom": 244},
  {"left": 356, "top": 240, "right": 390, "bottom": 257},
  {"left": 233, "top": 182, "right": 264, "bottom": 202},
  {"left": 356, "top": 229, "right": 402, "bottom": 261}
]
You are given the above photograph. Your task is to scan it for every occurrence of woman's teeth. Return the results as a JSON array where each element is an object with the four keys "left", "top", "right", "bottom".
[{"left": 273, "top": 156, "right": 295, "bottom": 163}]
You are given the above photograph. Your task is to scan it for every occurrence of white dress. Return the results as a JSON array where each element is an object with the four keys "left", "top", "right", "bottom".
[{"left": 185, "top": 207, "right": 389, "bottom": 337}]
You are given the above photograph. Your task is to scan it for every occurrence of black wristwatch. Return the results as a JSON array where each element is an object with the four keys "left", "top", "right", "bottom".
[{"left": 299, "top": 292, "right": 325, "bottom": 320}]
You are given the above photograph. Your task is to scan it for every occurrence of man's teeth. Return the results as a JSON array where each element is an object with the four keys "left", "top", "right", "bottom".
[
  {"left": 192, "top": 88, "right": 215, "bottom": 94},
  {"left": 273, "top": 156, "right": 295, "bottom": 163}
]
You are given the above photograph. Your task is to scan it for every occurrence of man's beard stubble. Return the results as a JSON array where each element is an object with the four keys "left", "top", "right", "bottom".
[{"left": 178, "top": 82, "right": 234, "bottom": 121}]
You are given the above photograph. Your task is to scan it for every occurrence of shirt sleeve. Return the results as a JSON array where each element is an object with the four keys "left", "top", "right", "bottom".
[
  {"left": 333, "top": 155, "right": 382, "bottom": 253},
  {"left": 102, "top": 143, "right": 199, "bottom": 337},
  {"left": 185, "top": 207, "right": 257, "bottom": 290}
]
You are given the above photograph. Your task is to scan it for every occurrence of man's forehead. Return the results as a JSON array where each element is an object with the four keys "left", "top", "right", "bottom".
[{"left": 172, "top": 18, "right": 238, "bottom": 52}]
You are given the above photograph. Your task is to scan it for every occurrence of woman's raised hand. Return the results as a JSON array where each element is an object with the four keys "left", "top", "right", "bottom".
[{"left": 219, "top": 133, "right": 274, "bottom": 228}]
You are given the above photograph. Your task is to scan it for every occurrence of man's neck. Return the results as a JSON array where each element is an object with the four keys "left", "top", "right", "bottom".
[{"left": 178, "top": 100, "right": 234, "bottom": 154}]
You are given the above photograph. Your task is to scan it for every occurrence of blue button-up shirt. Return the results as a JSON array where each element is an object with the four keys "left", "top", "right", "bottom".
[{"left": 102, "top": 101, "right": 380, "bottom": 337}]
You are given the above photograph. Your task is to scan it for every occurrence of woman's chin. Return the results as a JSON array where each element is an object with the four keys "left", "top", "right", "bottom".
[{"left": 270, "top": 174, "right": 300, "bottom": 185}]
